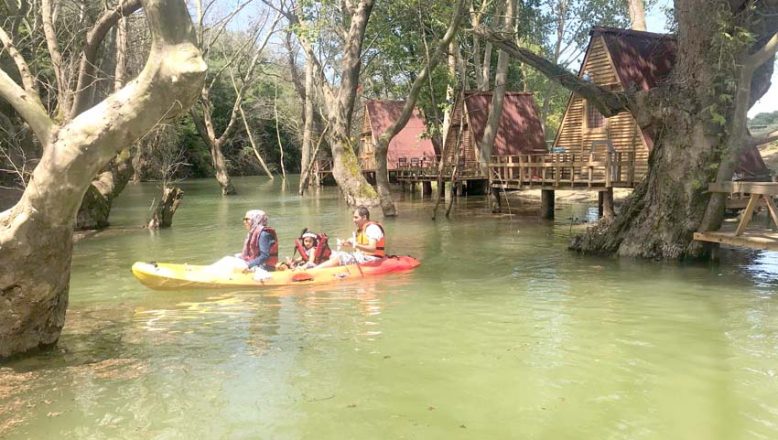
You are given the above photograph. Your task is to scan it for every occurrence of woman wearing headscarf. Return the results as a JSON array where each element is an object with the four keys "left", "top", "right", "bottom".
[{"left": 239, "top": 209, "right": 278, "bottom": 271}]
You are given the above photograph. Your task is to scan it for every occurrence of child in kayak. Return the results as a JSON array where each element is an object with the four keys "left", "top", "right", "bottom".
[
  {"left": 277, "top": 231, "right": 332, "bottom": 271},
  {"left": 289, "top": 232, "right": 318, "bottom": 269}
]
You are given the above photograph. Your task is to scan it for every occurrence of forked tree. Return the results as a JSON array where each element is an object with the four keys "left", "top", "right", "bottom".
[{"left": 0, "top": 0, "right": 206, "bottom": 358}]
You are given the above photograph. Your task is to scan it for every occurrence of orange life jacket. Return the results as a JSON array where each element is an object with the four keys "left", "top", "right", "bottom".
[
  {"left": 294, "top": 232, "right": 332, "bottom": 264},
  {"left": 356, "top": 221, "right": 385, "bottom": 258}
]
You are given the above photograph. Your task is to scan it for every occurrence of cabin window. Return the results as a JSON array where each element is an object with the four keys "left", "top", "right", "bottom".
[{"left": 585, "top": 100, "right": 605, "bottom": 130}]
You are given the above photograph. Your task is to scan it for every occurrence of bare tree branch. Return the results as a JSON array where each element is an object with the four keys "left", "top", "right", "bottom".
[
  {"left": 0, "top": 25, "right": 38, "bottom": 96},
  {"left": 69, "top": 0, "right": 144, "bottom": 118},
  {"left": 203, "top": 0, "right": 256, "bottom": 56},
  {"left": 41, "top": 0, "right": 69, "bottom": 116},
  {"left": 219, "top": 12, "right": 282, "bottom": 144},
  {"left": 0, "top": 70, "right": 53, "bottom": 144}
]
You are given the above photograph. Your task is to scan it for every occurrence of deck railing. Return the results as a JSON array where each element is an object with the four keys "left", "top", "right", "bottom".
[{"left": 488, "top": 151, "right": 637, "bottom": 188}]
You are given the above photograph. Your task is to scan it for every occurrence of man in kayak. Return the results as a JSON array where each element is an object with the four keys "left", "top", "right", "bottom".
[{"left": 315, "top": 206, "right": 385, "bottom": 269}]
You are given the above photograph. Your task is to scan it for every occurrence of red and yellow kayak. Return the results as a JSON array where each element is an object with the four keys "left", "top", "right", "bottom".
[{"left": 131, "top": 256, "right": 421, "bottom": 290}]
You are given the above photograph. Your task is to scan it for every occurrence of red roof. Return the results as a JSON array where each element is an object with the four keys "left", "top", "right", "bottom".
[
  {"left": 592, "top": 27, "right": 769, "bottom": 178},
  {"left": 594, "top": 27, "right": 677, "bottom": 92},
  {"left": 464, "top": 92, "right": 546, "bottom": 155},
  {"left": 365, "top": 100, "right": 436, "bottom": 167}
]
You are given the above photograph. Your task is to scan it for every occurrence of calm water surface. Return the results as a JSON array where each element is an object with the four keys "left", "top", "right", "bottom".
[{"left": 3, "top": 176, "right": 778, "bottom": 439}]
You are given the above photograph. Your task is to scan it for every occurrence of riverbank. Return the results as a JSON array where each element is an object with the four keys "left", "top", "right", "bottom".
[{"left": 507, "top": 188, "right": 632, "bottom": 204}]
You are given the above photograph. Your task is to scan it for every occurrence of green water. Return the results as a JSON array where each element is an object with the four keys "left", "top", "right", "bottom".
[{"left": 3, "top": 176, "right": 778, "bottom": 439}]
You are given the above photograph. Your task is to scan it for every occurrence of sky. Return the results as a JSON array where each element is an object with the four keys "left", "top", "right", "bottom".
[{"left": 645, "top": 0, "right": 777, "bottom": 118}]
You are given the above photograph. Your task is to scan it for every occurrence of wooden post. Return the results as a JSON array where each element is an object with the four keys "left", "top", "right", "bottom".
[
  {"left": 490, "top": 188, "right": 502, "bottom": 213},
  {"left": 438, "top": 181, "right": 446, "bottom": 197},
  {"left": 541, "top": 189, "right": 555, "bottom": 220},
  {"left": 598, "top": 188, "right": 614, "bottom": 219},
  {"left": 422, "top": 181, "right": 432, "bottom": 196}
]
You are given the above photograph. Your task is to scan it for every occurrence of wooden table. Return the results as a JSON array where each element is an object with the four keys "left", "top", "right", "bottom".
[{"left": 693, "top": 181, "right": 778, "bottom": 251}]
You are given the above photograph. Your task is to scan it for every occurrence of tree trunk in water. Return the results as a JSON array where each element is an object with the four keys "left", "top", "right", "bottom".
[
  {"left": 477, "top": 0, "right": 514, "bottom": 178},
  {"left": 0, "top": 0, "right": 205, "bottom": 358},
  {"left": 571, "top": 0, "right": 776, "bottom": 259},
  {"left": 325, "top": 0, "right": 379, "bottom": 207},
  {"left": 74, "top": 14, "right": 134, "bottom": 230},
  {"left": 330, "top": 135, "right": 379, "bottom": 207},
  {"left": 299, "top": 59, "right": 315, "bottom": 194},
  {"left": 148, "top": 185, "right": 183, "bottom": 229},
  {"left": 210, "top": 139, "right": 236, "bottom": 195},
  {"left": 75, "top": 152, "right": 134, "bottom": 229}
]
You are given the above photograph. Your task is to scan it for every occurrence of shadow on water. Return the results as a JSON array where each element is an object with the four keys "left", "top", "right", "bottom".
[{"left": 4, "top": 175, "right": 778, "bottom": 439}]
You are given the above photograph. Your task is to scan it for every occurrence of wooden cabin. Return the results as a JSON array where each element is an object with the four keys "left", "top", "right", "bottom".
[
  {"left": 443, "top": 92, "right": 547, "bottom": 173},
  {"left": 553, "top": 27, "right": 768, "bottom": 181},
  {"left": 358, "top": 100, "right": 436, "bottom": 171}
]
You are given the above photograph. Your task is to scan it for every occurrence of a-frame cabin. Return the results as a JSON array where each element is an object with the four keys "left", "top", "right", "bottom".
[
  {"left": 553, "top": 27, "right": 768, "bottom": 182},
  {"left": 358, "top": 100, "right": 436, "bottom": 171},
  {"left": 443, "top": 91, "right": 547, "bottom": 172}
]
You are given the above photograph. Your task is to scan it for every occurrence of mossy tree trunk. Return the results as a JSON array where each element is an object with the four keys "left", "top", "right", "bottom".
[{"left": 0, "top": 0, "right": 206, "bottom": 358}]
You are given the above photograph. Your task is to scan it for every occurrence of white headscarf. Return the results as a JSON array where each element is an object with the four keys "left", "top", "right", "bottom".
[{"left": 245, "top": 210, "right": 268, "bottom": 231}]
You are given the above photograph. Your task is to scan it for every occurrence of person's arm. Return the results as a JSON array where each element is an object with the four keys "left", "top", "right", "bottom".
[{"left": 246, "top": 231, "right": 275, "bottom": 269}]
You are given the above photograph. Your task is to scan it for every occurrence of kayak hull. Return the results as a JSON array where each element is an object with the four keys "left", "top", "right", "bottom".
[{"left": 131, "top": 256, "right": 421, "bottom": 290}]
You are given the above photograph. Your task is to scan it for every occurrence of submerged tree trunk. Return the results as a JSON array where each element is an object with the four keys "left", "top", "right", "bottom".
[
  {"left": 477, "top": 0, "right": 514, "bottom": 177},
  {"left": 323, "top": 0, "right": 379, "bottom": 206},
  {"left": 76, "top": 16, "right": 134, "bottom": 229},
  {"left": 192, "top": 103, "right": 237, "bottom": 195},
  {"left": 0, "top": 0, "right": 206, "bottom": 357},
  {"left": 148, "top": 185, "right": 184, "bottom": 229},
  {"left": 299, "top": 59, "right": 315, "bottom": 193},
  {"left": 76, "top": 152, "right": 134, "bottom": 229}
]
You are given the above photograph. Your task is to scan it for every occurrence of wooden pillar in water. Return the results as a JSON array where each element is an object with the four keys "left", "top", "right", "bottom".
[
  {"left": 541, "top": 189, "right": 555, "bottom": 219},
  {"left": 490, "top": 188, "right": 502, "bottom": 213},
  {"left": 422, "top": 181, "right": 432, "bottom": 197},
  {"left": 598, "top": 188, "right": 614, "bottom": 219}
]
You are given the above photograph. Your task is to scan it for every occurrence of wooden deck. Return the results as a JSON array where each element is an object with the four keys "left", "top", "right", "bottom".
[
  {"left": 488, "top": 151, "right": 637, "bottom": 190},
  {"left": 693, "top": 230, "right": 778, "bottom": 251},
  {"left": 694, "top": 181, "right": 778, "bottom": 251},
  {"left": 316, "top": 151, "right": 641, "bottom": 192}
]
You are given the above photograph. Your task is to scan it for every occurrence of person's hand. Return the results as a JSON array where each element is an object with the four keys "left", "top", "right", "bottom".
[{"left": 342, "top": 238, "right": 355, "bottom": 250}]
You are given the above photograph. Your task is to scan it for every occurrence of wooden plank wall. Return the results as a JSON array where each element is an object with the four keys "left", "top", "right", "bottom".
[
  {"left": 554, "top": 36, "right": 649, "bottom": 181},
  {"left": 359, "top": 109, "right": 375, "bottom": 170},
  {"left": 443, "top": 97, "right": 466, "bottom": 163}
]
